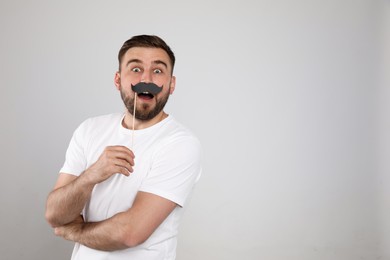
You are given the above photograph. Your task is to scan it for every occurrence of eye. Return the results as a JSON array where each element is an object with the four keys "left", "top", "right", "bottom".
[
  {"left": 132, "top": 67, "right": 141, "bottom": 73},
  {"left": 153, "top": 68, "right": 162, "bottom": 74}
]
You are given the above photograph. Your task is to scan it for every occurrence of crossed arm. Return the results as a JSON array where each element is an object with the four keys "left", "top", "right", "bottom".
[{"left": 45, "top": 146, "right": 177, "bottom": 251}]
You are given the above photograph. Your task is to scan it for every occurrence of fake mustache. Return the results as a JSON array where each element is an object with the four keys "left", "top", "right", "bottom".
[{"left": 131, "top": 82, "right": 163, "bottom": 95}]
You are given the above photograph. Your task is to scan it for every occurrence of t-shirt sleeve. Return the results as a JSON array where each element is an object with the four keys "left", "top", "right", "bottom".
[
  {"left": 139, "top": 135, "right": 202, "bottom": 207},
  {"left": 59, "top": 120, "right": 89, "bottom": 176}
]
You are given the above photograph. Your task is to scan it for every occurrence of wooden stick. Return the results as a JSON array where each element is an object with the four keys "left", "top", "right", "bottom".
[{"left": 131, "top": 94, "right": 137, "bottom": 149}]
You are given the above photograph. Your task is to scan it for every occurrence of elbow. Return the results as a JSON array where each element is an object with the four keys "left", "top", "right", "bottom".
[
  {"left": 45, "top": 198, "right": 59, "bottom": 228},
  {"left": 124, "top": 238, "right": 146, "bottom": 248},
  {"left": 121, "top": 229, "right": 149, "bottom": 248},
  {"left": 45, "top": 210, "right": 58, "bottom": 228},
  {"left": 45, "top": 206, "right": 63, "bottom": 228}
]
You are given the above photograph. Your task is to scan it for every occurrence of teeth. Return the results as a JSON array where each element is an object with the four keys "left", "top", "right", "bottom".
[{"left": 142, "top": 92, "right": 150, "bottom": 94}]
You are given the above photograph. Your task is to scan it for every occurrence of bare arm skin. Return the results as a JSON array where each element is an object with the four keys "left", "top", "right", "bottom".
[
  {"left": 47, "top": 144, "right": 176, "bottom": 250},
  {"left": 54, "top": 191, "right": 177, "bottom": 251},
  {"left": 45, "top": 146, "right": 135, "bottom": 227},
  {"left": 45, "top": 173, "right": 93, "bottom": 227}
]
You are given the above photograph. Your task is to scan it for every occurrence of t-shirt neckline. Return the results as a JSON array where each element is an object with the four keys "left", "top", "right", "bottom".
[{"left": 118, "top": 113, "right": 173, "bottom": 136}]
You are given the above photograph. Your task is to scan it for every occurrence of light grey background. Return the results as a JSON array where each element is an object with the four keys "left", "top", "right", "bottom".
[{"left": 0, "top": 0, "right": 389, "bottom": 259}]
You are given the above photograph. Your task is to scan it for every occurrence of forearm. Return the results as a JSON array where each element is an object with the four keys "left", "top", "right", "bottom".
[
  {"left": 56, "top": 212, "right": 135, "bottom": 251},
  {"left": 54, "top": 191, "right": 177, "bottom": 251},
  {"left": 46, "top": 172, "right": 95, "bottom": 227},
  {"left": 55, "top": 192, "right": 177, "bottom": 251}
]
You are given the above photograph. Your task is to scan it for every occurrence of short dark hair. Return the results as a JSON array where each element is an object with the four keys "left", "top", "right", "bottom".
[{"left": 118, "top": 35, "right": 175, "bottom": 73}]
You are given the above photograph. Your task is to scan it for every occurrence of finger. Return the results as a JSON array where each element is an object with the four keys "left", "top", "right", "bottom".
[
  {"left": 109, "top": 146, "right": 135, "bottom": 159},
  {"left": 54, "top": 227, "right": 62, "bottom": 236},
  {"left": 113, "top": 165, "right": 131, "bottom": 177},
  {"left": 109, "top": 151, "right": 135, "bottom": 166},
  {"left": 113, "top": 158, "right": 134, "bottom": 173}
]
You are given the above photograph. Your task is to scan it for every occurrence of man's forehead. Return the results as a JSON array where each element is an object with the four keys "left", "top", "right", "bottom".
[{"left": 123, "top": 47, "right": 170, "bottom": 64}]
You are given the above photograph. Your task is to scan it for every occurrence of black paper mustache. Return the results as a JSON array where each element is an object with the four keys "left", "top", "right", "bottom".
[{"left": 131, "top": 82, "right": 163, "bottom": 95}]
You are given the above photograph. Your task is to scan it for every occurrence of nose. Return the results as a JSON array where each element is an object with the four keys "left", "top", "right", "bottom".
[{"left": 141, "top": 71, "right": 152, "bottom": 83}]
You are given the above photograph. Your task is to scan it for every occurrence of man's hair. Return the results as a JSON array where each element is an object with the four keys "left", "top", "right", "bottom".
[{"left": 118, "top": 35, "right": 175, "bottom": 73}]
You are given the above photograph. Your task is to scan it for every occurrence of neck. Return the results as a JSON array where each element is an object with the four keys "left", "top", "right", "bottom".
[{"left": 122, "top": 110, "right": 168, "bottom": 130}]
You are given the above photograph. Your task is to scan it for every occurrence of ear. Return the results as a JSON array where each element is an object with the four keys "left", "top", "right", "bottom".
[
  {"left": 169, "top": 76, "right": 176, "bottom": 95},
  {"left": 114, "top": 72, "right": 121, "bottom": 90}
]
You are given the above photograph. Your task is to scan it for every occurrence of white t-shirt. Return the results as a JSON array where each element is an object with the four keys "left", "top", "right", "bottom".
[{"left": 60, "top": 113, "right": 202, "bottom": 260}]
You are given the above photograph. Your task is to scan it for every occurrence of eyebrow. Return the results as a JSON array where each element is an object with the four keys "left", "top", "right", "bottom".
[
  {"left": 125, "top": 59, "right": 142, "bottom": 68},
  {"left": 152, "top": 60, "right": 168, "bottom": 69},
  {"left": 125, "top": 59, "right": 168, "bottom": 69}
]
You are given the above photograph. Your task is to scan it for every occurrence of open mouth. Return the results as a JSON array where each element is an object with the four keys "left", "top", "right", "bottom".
[{"left": 138, "top": 91, "right": 154, "bottom": 100}]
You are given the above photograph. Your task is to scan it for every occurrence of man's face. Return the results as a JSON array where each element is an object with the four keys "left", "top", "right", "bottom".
[{"left": 115, "top": 47, "right": 176, "bottom": 120}]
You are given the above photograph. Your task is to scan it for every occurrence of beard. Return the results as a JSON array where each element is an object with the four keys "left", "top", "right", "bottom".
[{"left": 120, "top": 85, "right": 170, "bottom": 121}]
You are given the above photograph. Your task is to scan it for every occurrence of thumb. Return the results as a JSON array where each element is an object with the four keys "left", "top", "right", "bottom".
[{"left": 54, "top": 227, "right": 62, "bottom": 236}]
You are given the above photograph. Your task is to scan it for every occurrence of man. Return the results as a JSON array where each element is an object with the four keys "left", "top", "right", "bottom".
[{"left": 45, "top": 35, "right": 202, "bottom": 260}]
